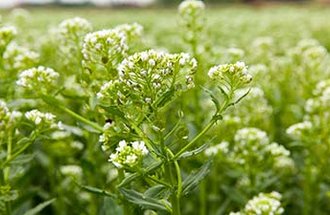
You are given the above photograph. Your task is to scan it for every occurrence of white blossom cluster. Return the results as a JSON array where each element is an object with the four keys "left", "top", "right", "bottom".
[
  {"left": 16, "top": 66, "right": 59, "bottom": 92},
  {"left": 0, "top": 26, "right": 17, "bottom": 51},
  {"left": 286, "top": 121, "right": 312, "bottom": 139},
  {"left": 114, "top": 23, "right": 143, "bottom": 43},
  {"left": 305, "top": 81, "right": 330, "bottom": 114},
  {"left": 204, "top": 141, "right": 229, "bottom": 157},
  {"left": 3, "top": 43, "right": 39, "bottom": 71},
  {"left": 230, "top": 191, "right": 284, "bottom": 215},
  {"left": 178, "top": 0, "right": 205, "bottom": 20},
  {"left": 289, "top": 39, "right": 329, "bottom": 69},
  {"left": 108, "top": 140, "right": 149, "bottom": 168},
  {"left": 60, "top": 165, "right": 83, "bottom": 178},
  {"left": 208, "top": 62, "right": 252, "bottom": 89},
  {"left": 58, "top": 17, "right": 92, "bottom": 39},
  {"left": 25, "top": 109, "right": 58, "bottom": 129},
  {"left": 178, "top": 0, "right": 205, "bottom": 45},
  {"left": 231, "top": 128, "right": 294, "bottom": 170},
  {"left": 82, "top": 29, "right": 128, "bottom": 70},
  {"left": 98, "top": 50, "right": 197, "bottom": 110},
  {"left": 287, "top": 79, "right": 330, "bottom": 141},
  {"left": 0, "top": 100, "right": 23, "bottom": 132}
]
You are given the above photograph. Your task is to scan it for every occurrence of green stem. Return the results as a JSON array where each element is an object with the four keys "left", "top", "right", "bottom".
[
  {"left": 147, "top": 175, "right": 172, "bottom": 188},
  {"left": 42, "top": 96, "right": 103, "bottom": 132},
  {"left": 199, "top": 181, "right": 206, "bottom": 215},
  {"left": 1, "top": 139, "right": 34, "bottom": 168},
  {"left": 59, "top": 105, "right": 103, "bottom": 132},
  {"left": 4, "top": 129, "right": 13, "bottom": 183},
  {"left": 4, "top": 130, "right": 13, "bottom": 215},
  {"left": 173, "top": 117, "right": 217, "bottom": 160},
  {"left": 166, "top": 148, "right": 182, "bottom": 215}
]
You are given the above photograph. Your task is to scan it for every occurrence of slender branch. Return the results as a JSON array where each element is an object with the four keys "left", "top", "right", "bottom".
[
  {"left": 41, "top": 95, "right": 103, "bottom": 132},
  {"left": 172, "top": 117, "right": 217, "bottom": 160}
]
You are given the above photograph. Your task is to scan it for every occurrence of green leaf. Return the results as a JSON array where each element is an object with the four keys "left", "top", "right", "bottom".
[
  {"left": 23, "top": 198, "right": 56, "bottom": 215},
  {"left": 178, "top": 143, "right": 209, "bottom": 159},
  {"left": 76, "top": 183, "right": 116, "bottom": 199},
  {"left": 154, "top": 88, "right": 175, "bottom": 108},
  {"left": 9, "top": 154, "right": 35, "bottom": 165},
  {"left": 202, "top": 86, "right": 220, "bottom": 112},
  {"left": 144, "top": 185, "right": 169, "bottom": 199},
  {"left": 118, "top": 160, "right": 163, "bottom": 187},
  {"left": 102, "top": 106, "right": 126, "bottom": 120},
  {"left": 99, "top": 197, "right": 122, "bottom": 215},
  {"left": 119, "top": 188, "right": 171, "bottom": 213},
  {"left": 182, "top": 160, "right": 212, "bottom": 195}
]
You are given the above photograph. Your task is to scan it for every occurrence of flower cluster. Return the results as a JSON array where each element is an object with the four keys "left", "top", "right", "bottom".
[
  {"left": 3, "top": 43, "right": 39, "bottom": 72},
  {"left": 58, "top": 17, "right": 92, "bottom": 40},
  {"left": 0, "top": 100, "right": 23, "bottom": 131},
  {"left": 178, "top": 0, "right": 205, "bottom": 15},
  {"left": 204, "top": 141, "right": 229, "bottom": 157},
  {"left": 289, "top": 39, "right": 329, "bottom": 72},
  {"left": 114, "top": 23, "right": 143, "bottom": 44},
  {"left": 230, "top": 191, "right": 284, "bottom": 215},
  {"left": 208, "top": 62, "right": 252, "bottom": 90},
  {"left": 97, "top": 50, "right": 197, "bottom": 117},
  {"left": 178, "top": 0, "right": 205, "bottom": 31},
  {"left": 60, "top": 165, "right": 83, "bottom": 178},
  {"left": 82, "top": 29, "right": 127, "bottom": 75},
  {"left": 286, "top": 121, "right": 312, "bottom": 139},
  {"left": 108, "top": 140, "right": 149, "bottom": 168},
  {"left": 178, "top": 0, "right": 205, "bottom": 50},
  {"left": 231, "top": 128, "right": 293, "bottom": 170},
  {"left": 16, "top": 66, "right": 59, "bottom": 93},
  {"left": 0, "top": 26, "right": 17, "bottom": 53},
  {"left": 25, "top": 109, "right": 58, "bottom": 129},
  {"left": 287, "top": 79, "right": 330, "bottom": 142}
]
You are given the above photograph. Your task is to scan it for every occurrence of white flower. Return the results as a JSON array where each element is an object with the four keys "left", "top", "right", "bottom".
[
  {"left": 178, "top": 0, "right": 205, "bottom": 15},
  {"left": 60, "top": 165, "right": 82, "bottom": 177},
  {"left": 286, "top": 121, "right": 312, "bottom": 138},
  {"left": 244, "top": 192, "right": 284, "bottom": 215},
  {"left": 108, "top": 140, "right": 149, "bottom": 168},
  {"left": 25, "top": 109, "right": 58, "bottom": 129},
  {"left": 208, "top": 62, "right": 252, "bottom": 87},
  {"left": 17, "top": 66, "right": 59, "bottom": 92}
]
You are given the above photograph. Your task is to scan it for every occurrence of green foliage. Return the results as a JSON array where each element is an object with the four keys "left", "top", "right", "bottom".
[{"left": 0, "top": 1, "right": 330, "bottom": 215}]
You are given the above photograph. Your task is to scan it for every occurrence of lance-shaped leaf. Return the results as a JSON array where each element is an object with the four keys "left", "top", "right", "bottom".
[
  {"left": 23, "top": 198, "right": 56, "bottom": 215},
  {"left": 178, "top": 143, "right": 209, "bottom": 159},
  {"left": 119, "top": 188, "right": 172, "bottom": 213},
  {"left": 182, "top": 160, "right": 212, "bottom": 195}
]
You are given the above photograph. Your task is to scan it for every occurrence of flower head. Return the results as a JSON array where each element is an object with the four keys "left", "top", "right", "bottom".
[
  {"left": 25, "top": 109, "right": 58, "bottom": 129},
  {"left": 16, "top": 66, "right": 59, "bottom": 93},
  {"left": 108, "top": 140, "right": 148, "bottom": 168},
  {"left": 59, "top": 17, "right": 92, "bottom": 39},
  {"left": 208, "top": 61, "right": 252, "bottom": 89}
]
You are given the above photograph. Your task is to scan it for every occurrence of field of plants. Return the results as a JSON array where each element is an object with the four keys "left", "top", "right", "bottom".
[{"left": 1, "top": 1, "right": 330, "bottom": 214}]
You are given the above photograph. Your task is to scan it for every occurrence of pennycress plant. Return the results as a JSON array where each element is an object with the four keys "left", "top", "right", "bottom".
[
  {"left": 19, "top": 23, "right": 252, "bottom": 214},
  {"left": 286, "top": 80, "right": 330, "bottom": 215},
  {"left": 0, "top": 100, "right": 59, "bottom": 214},
  {"left": 229, "top": 191, "right": 284, "bottom": 215}
]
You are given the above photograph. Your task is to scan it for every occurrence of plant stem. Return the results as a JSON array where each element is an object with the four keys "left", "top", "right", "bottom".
[
  {"left": 199, "top": 180, "right": 206, "bottom": 215},
  {"left": 59, "top": 105, "right": 103, "bottom": 132},
  {"left": 4, "top": 129, "right": 13, "bottom": 183},
  {"left": 4, "top": 130, "right": 13, "bottom": 215},
  {"left": 173, "top": 117, "right": 217, "bottom": 160},
  {"left": 42, "top": 95, "right": 103, "bottom": 132},
  {"left": 166, "top": 148, "right": 182, "bottom": 215}
]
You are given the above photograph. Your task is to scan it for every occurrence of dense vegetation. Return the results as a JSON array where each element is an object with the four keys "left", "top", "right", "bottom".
[{"left": 1, "top": 1, "right": 330, "bottom": 214}]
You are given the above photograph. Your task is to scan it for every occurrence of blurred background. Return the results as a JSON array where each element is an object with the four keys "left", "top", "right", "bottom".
[{"left": 1, "top": 0, "right": 329, "bottom": 9}]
